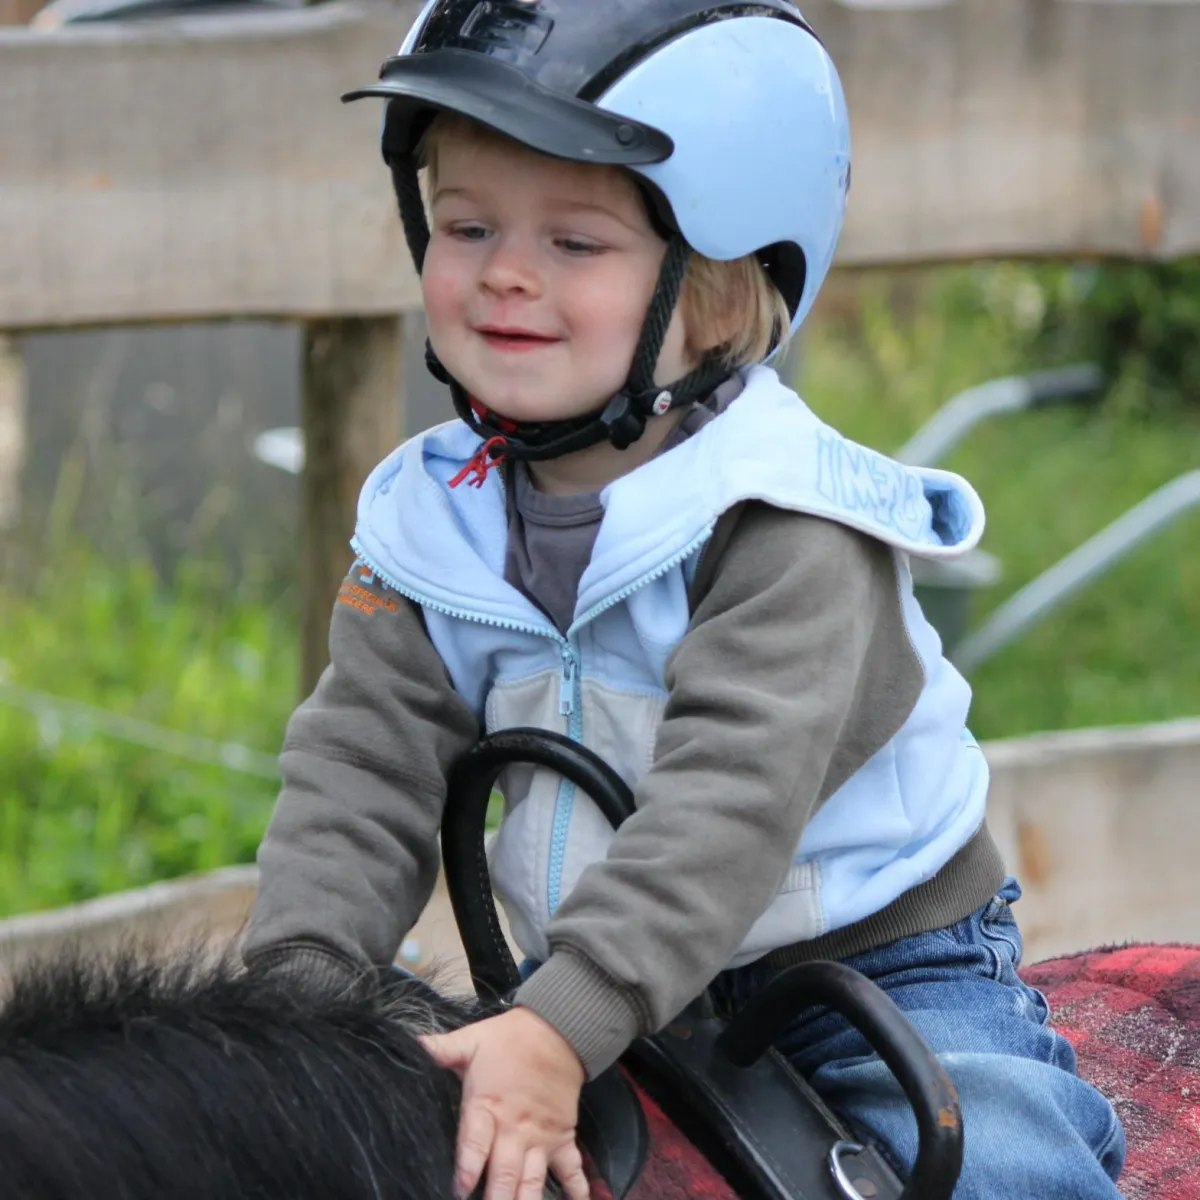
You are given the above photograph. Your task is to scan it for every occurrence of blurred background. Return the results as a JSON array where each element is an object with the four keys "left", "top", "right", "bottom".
[{"left": 0, "top": 0, "right": 1197, "bottom": 957}]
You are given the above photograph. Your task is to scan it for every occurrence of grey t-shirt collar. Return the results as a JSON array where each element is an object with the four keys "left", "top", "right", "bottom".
[{"left": 504, "top": 375, "right": 746, "bottom": 633}]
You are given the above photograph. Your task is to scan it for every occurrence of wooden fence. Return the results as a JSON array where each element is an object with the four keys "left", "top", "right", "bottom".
[{"left": 2, "top": 0, "right": 1197, "bottom": 689}]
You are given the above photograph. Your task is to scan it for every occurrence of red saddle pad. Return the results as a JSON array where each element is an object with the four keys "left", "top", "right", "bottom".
[
  {"left": 586, "top": 943, "right": 1198, "bottom": 1199},
  {"left": 1026, "top": 942, "right": 1200, "bottom": 1200},
  {"left": 585, "top": 1080, "right": 739, "bottom": 1200}
]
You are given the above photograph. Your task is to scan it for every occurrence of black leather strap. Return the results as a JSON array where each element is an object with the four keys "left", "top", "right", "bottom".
[
  {"left": 627, "top": 1012, "right": 904, "bottom": 1200},
  {"left": 577, "top": 1069, "right": 650, "bottom": 1200}
]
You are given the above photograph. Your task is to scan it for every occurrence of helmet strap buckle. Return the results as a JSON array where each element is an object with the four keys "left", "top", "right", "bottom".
[{"left": 600, "top": 392, "right": 649, "bottom": 451}]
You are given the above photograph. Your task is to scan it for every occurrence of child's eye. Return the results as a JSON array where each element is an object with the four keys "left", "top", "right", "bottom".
[
  {"left": 556, "top": 237, "right": 604, "bottom": 256},
  {"left": 449, "top": 223, "right": 491, "bottom": 241}
]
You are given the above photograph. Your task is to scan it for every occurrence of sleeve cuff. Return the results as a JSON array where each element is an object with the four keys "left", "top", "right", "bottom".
[
  {"left": 514, "top": 949, "right": 645, "bottom": 1079},
  {"left": 243, "top": 942, "right": 370, "bottom": 998}
]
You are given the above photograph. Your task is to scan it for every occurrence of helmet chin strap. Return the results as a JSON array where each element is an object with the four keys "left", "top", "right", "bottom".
[
  {"left": 422, "top": 338, "right": 658, "bottom": 461},
  {"left": 394, "top": 154, "right": 730, "bottom": 466}
]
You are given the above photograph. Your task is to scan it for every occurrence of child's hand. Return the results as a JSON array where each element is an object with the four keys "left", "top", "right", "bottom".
[{"left": 421, "top": 1006, "right": 590, "bottom": 1200}]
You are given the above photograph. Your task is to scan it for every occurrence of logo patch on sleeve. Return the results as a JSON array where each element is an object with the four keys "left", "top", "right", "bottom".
[{"left": 337, "top": 580, "right": 399, "bottom": 616}]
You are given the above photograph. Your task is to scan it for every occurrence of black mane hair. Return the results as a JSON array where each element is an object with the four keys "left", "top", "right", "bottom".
[{"left": 0, "top": 944, "right": 477, "bottom": 1199}]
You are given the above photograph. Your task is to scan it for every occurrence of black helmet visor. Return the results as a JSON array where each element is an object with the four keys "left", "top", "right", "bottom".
[{"left": 343, "top": 49, "right": 674, "bottom": 167}]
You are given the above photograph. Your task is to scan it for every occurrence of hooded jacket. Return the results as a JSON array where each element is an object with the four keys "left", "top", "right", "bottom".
[{"left": 244, "top": 365, "right": 1004, "bottom": 1076}]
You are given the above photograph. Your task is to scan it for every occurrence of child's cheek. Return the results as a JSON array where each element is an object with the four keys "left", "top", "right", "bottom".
[{"left": 420, "top": 261, "right": 464, "bottom": 338}]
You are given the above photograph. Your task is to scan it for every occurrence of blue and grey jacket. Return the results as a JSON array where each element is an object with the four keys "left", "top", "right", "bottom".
[
  {"left": 355, "top": 365, "right": 990, "bottom": 944},
  {"left": 245, "top": 365, "right": 1006, "bottom": 1077}
]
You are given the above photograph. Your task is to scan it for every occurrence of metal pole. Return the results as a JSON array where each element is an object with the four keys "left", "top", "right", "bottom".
[
  {"left": 952, "top": 471, "right": 1200, "bottom": 674},
  {"left": 896, "top": 365, "right": 1104, "bottom": 468}
]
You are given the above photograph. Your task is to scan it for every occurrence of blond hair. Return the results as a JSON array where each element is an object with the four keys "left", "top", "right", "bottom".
[
  {"left": 419, "top": 113, "right": 790, "bottom": 370},
  {"left": 680, "top": 252, "right": 791, "bottom": 369}
]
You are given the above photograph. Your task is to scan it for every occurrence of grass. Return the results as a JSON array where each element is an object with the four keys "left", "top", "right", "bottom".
[
  {"left": 0, "top": 553, "right": 294, "bottom": 915},
  {"left": 1, "top": 262, "right": 1197, "bottom": 918}
]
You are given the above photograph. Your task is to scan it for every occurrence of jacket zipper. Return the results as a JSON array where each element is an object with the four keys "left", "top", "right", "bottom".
[
  {"left": 569, "top": 526, "right": 714, "bottom": 631},
  {"left": 354, "top": 524, "right": 714, "bottom": 922},
  {"left": 351, "top": 538, "right": 564, "bottom": 644},
  {"left": 547, "top": 641, "right": 583, "bottom": 914},
  {"left": 545, "top": 526, "right": 714, "bottom": 915},
  {"left": 558, "top": 644, "right": 577, "bottom": 715},
  {"left": 353, "top": 538, "right": 583, "bottom": 921}
]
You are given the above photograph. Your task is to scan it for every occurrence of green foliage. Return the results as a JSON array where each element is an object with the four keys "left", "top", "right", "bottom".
[
  {"left": 1037, "top": 261, "right": 1200, "bottom": 416},
  {"left": 0, "top": 551, "right": 294, "bottom": 916}
]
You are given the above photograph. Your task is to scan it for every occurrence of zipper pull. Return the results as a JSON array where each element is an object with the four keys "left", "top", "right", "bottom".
[
  {"left": 448, "top": 436, "right": 508, "bottom": 489},
  {"left": 559, "top": 648, "right": 576, "bottom": 715}
]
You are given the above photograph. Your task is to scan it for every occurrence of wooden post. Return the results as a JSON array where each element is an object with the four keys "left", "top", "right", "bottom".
[
  {"left": 299, "top": 317, "right": 404, "bottom": 698},
  {"left": 0, "top": 336, "right": 23, "bottom": 533},
  {"left": 0, "top": 0, "right": 36, "bottom": 541},
  {"left": 0, "top": 0, "right": 41, "bottom": 24}
]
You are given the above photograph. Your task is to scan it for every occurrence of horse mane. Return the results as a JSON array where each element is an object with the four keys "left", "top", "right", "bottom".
[{"left": 0, "top": 942, "right": 474, "bottom": 1200}]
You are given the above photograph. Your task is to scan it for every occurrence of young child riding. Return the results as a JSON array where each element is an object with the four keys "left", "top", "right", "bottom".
[{"left": 243, "top": 2, "right": 1126, "bottom": 1196}]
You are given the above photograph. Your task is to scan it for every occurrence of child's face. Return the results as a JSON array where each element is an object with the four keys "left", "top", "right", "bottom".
[{"left": 422, "top": 128, "right": 693, "bottom": 424}]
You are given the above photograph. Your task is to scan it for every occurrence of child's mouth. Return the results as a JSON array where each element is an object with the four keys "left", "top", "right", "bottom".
[{"left": 476, "top": 327, "right": 561, "bottom": 352}]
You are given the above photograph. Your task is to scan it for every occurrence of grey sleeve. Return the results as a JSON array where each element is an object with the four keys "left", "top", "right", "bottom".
[
  {"left": 515, "top": 504, "right": 924, "bottom": 1077},
  {"left": 241, "top": 568, "right": 479, "bottom": 991}
]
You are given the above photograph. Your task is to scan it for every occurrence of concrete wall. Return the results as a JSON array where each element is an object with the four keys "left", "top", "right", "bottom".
[
  {"left": 2, "top": 716, "right": 1198, "bottom": 975},
  {"left": 0, "top": 861, "right": 489, "bottom": 991},
  {"left": 7, "top": 315, "right": 450, "bottom": 579},
  {"left": 984, "top": 716, "right": 1200, "bottom": 960}
]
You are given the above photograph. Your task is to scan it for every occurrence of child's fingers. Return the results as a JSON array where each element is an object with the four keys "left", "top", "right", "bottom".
[
  {"left": 550, "top": 1141, "right": 590, "bottom": 1200},
  {"left": 515, "top": 1147, "right": 548, "bottom": 1200},
  {"left": 482, "top": 1135, "right": 529, "bottom": 1200},
  {"left": 420, "top": 1028, "right": 474, "bottom": 1075},
  {"left": 453, "top": 1103, "right": 495, "bottom": 1200}
]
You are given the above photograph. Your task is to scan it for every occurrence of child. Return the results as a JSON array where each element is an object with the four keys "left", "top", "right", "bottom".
[{"left": 243, "top": 2, "right": 1126, "bottom": 1197}]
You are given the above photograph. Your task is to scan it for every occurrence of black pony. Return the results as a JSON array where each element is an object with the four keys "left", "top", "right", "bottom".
[
  {"left": 4, "top": 937, "right": 1195, "bottom": 1200},
  {"left": 0, "top": 945, "right": 480, "bottom": 1200}
]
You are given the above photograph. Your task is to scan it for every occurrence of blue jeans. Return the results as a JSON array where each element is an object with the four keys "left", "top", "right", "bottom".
[{"left": 709, "top": 878, "right": 1126, "bottom": 1199}]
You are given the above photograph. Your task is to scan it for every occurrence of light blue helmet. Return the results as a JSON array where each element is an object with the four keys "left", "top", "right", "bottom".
[
  {"left": 597, "top": 11, "right": 851, "bottom": 336},
  {"left": 345, "top": 0, "right": 851, "bottom": 459}
]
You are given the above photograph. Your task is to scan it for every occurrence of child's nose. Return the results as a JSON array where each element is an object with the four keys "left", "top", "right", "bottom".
[{"left": 479, "top": 236, "right": 544, "bottom": 297}]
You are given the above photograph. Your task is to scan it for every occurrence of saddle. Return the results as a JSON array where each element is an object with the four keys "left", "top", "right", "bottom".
[{"left": 442, "top": 730, "right": 964, "bottom": 1200}]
